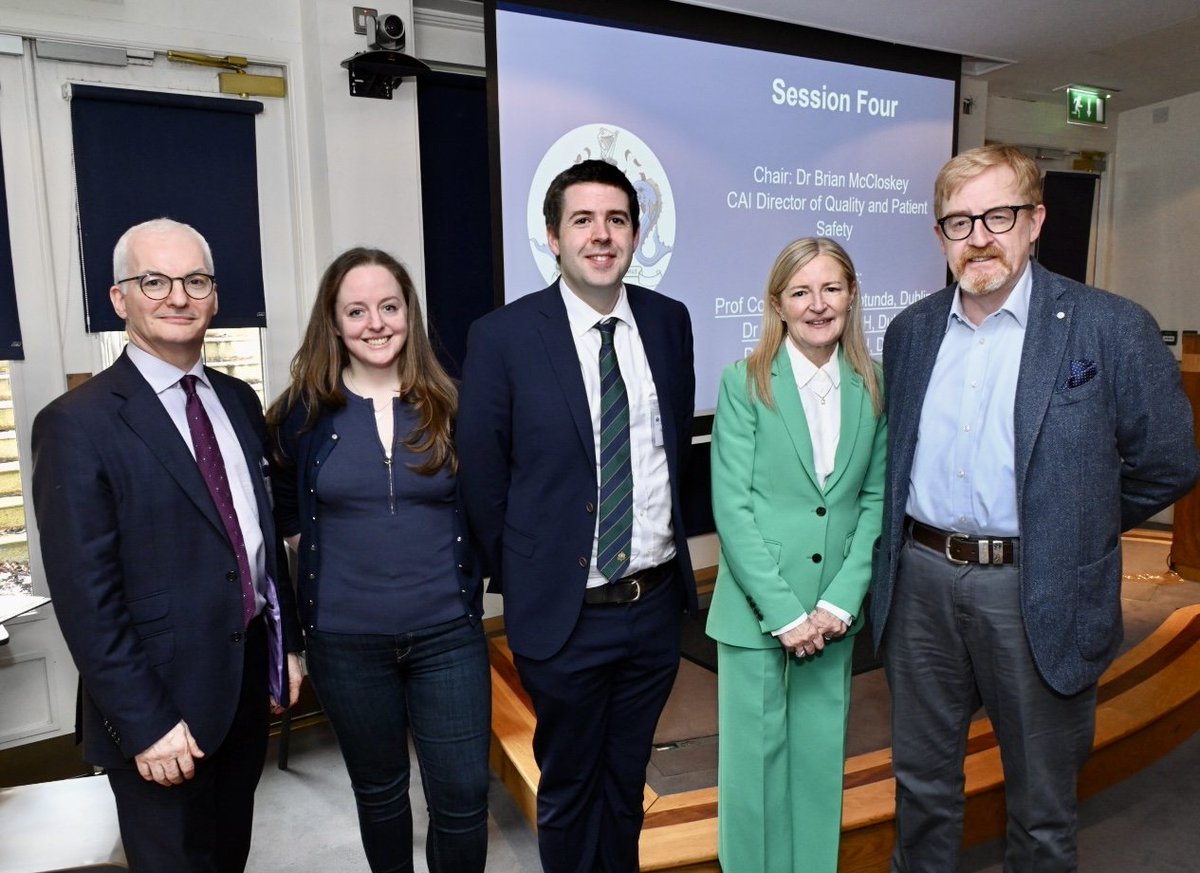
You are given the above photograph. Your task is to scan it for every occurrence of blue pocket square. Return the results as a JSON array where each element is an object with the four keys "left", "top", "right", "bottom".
[{"left": 1060, "top": 359, "right": 1097, "bottom": 390}]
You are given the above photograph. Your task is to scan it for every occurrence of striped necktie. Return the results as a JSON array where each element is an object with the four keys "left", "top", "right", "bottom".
[{"left": 596, "top": 318, "right": 633, "bottom": 582}]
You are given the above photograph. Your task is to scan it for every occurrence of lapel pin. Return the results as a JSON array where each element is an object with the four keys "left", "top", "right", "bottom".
[{"left": 1056, "top": 311, "right": 1065, "bottom": 319}]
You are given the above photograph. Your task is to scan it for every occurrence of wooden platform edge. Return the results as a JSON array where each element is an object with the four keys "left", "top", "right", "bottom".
[{"left": 488, "top": 603, "right": 1200, "bottom": 873}]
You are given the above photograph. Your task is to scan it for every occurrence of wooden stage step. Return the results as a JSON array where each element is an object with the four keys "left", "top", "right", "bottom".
[{"left": 488, "top": 602, "right": 1200, "bottom": 872}]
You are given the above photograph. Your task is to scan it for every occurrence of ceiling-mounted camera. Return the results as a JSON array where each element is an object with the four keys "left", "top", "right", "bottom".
[
  {"left": 343, "top": 7, "right": 430, "bottom": 100},
  {"left": 371, "top": 13, "right": 406, "bottom": 51}
]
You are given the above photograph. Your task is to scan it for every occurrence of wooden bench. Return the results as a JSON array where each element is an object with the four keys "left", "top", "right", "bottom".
[{"left": 488, "top": 602, "right": 1200, "bottom": 872}]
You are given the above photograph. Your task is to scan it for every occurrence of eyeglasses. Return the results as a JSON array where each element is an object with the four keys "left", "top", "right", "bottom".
[
  {"left": 935, "top": 204, "right": 1035, "bottom": 241},
  {"left": 117, "top": 272, "right": 216, "bottom": 300}
]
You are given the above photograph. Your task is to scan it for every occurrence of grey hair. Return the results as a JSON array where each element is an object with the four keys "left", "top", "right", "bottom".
[{"left": 112, "top": 218, "right": 214, "bottom": 285}]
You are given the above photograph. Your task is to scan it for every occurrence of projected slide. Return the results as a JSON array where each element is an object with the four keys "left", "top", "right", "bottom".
[{"left": 494, "top": 4, "right": 956, "bottom": 412}]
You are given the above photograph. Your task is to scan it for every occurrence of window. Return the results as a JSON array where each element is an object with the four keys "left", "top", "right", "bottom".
[
  {"left": 203, "top": 328, "right": 267, "bottom": 407},
  {"left": 99, "top": 327, "right": 267, "bottom": 407},
  {"left": 0, "top": 359, "right": 30, "bottom": 596}
]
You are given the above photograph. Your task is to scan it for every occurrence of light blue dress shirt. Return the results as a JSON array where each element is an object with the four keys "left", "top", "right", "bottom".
[
  {"left": 905, "top": 263, "right": 1033, "bottom": 537},
  {"left": 125, "top": 342, "right": 268, "bottom": 613}
]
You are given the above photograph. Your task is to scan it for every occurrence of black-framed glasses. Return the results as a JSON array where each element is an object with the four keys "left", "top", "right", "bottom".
[
  {"left": 117, "top": 272, "right": 216, "bottom": 300},
  {"left": 936, "top": 204, "right": 1035, "bottom": 241}
]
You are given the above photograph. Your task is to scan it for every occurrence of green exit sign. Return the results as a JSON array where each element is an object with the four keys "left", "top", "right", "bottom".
[{"left": 1068, "top": 87, "right": 1107, "bottom": 126}]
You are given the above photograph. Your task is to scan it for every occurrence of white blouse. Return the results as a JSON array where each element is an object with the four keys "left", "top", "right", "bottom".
[{"left": 772, "top": 339, "right": 852, "bottom": 633}]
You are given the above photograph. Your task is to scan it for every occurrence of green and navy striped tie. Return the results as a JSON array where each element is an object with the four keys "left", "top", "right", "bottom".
[{"left": 596, "top": 317, "right": 633, "bottom": 582}]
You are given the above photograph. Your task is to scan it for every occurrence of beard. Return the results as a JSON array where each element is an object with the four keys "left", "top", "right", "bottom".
[{"left": 954, "top": 245, "right": 1014, "bottom": 297}]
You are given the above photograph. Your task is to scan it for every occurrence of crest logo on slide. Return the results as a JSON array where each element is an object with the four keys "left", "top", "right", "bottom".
[{"left": 527, "top": 124, "right": 675, "bottom": 290}]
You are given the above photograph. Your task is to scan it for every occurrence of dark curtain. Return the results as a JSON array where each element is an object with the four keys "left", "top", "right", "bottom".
[
  {"left": 71, "top": 85, "right": 266, "bottom": 332},
  {"left": 1038, "top": 171, "right": 1099, "bottom": 283},
  {"left": 416, "top": 72, "right": 494, "bottom": 379},
  {"left": 0, "top": 132, "right": 22, "bottom": 360}
]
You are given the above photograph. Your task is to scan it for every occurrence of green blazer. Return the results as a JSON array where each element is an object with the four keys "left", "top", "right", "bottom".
[{"left": 706, "top": 346, "right": 886, "bottom": 649}]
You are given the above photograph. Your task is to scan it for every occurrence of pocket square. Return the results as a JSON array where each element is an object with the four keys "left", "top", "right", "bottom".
[{"left": 1060, "top": 358, "right": 1097, "bottom": 391}]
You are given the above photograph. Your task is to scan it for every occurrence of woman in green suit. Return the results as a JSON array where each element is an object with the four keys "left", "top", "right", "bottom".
[{"left": 706, "top": 237, "right": 885, "bottom": 872}]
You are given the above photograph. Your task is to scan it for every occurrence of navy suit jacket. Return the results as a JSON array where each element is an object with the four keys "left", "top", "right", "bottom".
[
  {"left": 456, "top": 282, "right": 699, "bottom": 660},
  {"left": 871, "top": 262, "right": 1200, "bottom": 694},
  {"left": 31, "top": 351, "right": 302, "bottom": 768}
]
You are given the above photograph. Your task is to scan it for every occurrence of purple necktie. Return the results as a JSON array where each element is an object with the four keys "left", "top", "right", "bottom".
[{"left": 180, "top": 375, "right": 256, "bottom": 629}]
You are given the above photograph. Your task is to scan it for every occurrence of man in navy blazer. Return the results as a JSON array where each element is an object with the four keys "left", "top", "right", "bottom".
[
  {"left": 871, "top": 145, "right": 1200, "bottom": 871},
  {"left": 31, "top": 219, "right": 303, "bottom": 872},
  {"left": 457, "top": 160, "right": 697, "bottom": 872}
]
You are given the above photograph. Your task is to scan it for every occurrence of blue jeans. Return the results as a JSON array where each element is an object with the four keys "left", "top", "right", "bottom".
[{"left": 305, "top": 615, "right": 491, "bottom": 873}]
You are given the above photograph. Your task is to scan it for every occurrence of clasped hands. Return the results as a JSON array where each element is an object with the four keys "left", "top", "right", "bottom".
[
  {"left": 134, "top": 653, "right": 304, "bottom": 786},
  {"left": 778, "top": 607, "right": 848, "bottom": 659},
  {"left": 135, "top": 720, "right": 204, "bottom": 786}
]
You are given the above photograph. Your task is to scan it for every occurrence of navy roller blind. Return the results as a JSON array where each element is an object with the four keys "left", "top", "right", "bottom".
[
  {"left": 417, "top": 72, "right": 494, "bottom": 380},
  {"left": 0, "top": 132, "right": 22, "bottom": 360},
  {"left": 70, "top": 85, "right": 267, "bottom": 332}
]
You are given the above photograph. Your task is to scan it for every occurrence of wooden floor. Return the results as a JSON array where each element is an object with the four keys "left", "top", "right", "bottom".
[{"left": 488, "top": 540, "right": 1200, "bottom": 872}]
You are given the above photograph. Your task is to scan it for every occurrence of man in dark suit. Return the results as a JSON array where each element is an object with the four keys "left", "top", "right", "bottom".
[
  {"left": 457, "top": 159, "right": 697, "bottom": 872},
  {"left": 871, "top": 144, "right": 1200, "bottom": 871},
  {"left": 31, "top": 218, "right": 303, "bottom": 872}
]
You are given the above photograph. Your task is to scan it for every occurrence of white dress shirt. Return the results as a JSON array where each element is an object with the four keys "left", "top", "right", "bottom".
[
  {"left": 773, "top": 340, "right": 852, "bottom": 634},
  {"left": 559, "top": 282, "right": 676, "bottom": 587},
  {"left": 125, "top": 342, "right": 267, "bottom": 614}
]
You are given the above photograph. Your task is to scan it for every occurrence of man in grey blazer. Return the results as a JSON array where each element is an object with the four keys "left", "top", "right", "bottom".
[{"left": 871, "top": 144, "right": 1199, "bottom": 872}]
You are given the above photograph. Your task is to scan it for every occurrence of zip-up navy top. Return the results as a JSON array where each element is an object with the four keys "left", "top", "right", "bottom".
[{"left": 271, "top": 393, "right": 483, "bottom": 634}]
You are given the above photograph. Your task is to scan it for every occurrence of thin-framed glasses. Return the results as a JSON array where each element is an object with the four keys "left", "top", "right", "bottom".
[
  {"left": 117, "top": 272, "right": 216, "bottom": 300},
  {"left": 936, "top": 204, "right": 1035, "bottom": 241}
]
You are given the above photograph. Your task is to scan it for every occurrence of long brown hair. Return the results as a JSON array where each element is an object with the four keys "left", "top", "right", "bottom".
[
  {"left": 266, "top": 248, "right": 458, "bottom": 475},
  {"left": 745, "top": 237, "right": 882, "bottom": 415}
]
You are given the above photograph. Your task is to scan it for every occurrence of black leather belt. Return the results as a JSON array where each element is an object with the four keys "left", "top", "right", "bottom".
[
  {"left": 584, "top": 561, "right": 674, "bottom": 606},
  {"left": 908, "top": 518, "right": 1018, "bottom": 565}
]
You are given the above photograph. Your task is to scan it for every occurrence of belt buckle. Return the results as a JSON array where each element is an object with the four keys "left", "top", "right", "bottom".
[
  {"left": 626, "top": 579, "right": 642, "bottom": 602},
  {"left": 944, "top": 533, "right": 970, "bottom": 565}
]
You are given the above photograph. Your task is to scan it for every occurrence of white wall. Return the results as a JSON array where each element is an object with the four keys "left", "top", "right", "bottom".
[
  {"left": 958, "top": 75, "right": 988, "bottom": 152},
  {"left": 1106, "top": 91, "right": 1200, "bottom": 342},
  {"left": 985, "top": 92, "right": 1116, "bottom": 156},
  {"left": 413, "top": 0, "right": 485, "bottom": 71},
  {"left": 298, "top": 0, "right": 426, "bottom": 279},
  {"left": 1108, "top": 91, "right": 1200, "bottom": 526}
]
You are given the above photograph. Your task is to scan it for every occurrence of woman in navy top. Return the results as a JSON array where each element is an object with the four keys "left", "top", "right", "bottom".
[{"left": 268, "top": 248, "right": 488, "bottom": 873}]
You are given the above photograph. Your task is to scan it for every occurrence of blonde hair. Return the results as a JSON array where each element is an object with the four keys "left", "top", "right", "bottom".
[
  {"left": 745, "top": 237, "right": 882, "bottom": 415},
  {"left": 934, "top": 144, "right": 1043, "bottom": 215}
]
